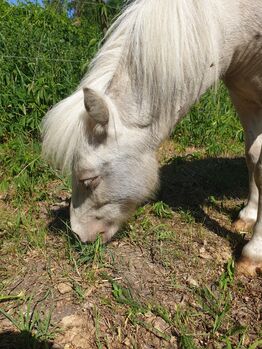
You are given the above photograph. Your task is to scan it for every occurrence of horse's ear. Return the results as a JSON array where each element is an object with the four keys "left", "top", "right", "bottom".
[{"left": 83, "top": 88, "right": 109, "bottom": 126}]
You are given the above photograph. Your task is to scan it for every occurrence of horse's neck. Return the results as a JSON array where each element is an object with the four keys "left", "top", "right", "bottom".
[
  {"left": 105, "top": 0, "right": 245, "bottom": 146},
  {"left": 107, "top": 56, "right": 231, "bottom": 145}
]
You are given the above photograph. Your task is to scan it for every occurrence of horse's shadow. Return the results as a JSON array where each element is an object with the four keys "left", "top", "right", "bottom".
[
  {"left": 48, "top": 156, "right": 249, "bottom": 255},
  {"left": 0, "top": 331, "right": 53, "bottom": 349},
  {"left": 159, "top": 155, "right": 248, "bottom": 255}
]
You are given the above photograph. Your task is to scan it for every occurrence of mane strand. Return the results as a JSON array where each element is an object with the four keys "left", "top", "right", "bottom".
[{"left": 41, "top": 0, "right": 224, "bottom": 172}]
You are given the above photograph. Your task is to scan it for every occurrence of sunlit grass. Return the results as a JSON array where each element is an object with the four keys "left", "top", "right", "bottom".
[{"left": 0, "top": 2, "right": 255, "bottom": 348}]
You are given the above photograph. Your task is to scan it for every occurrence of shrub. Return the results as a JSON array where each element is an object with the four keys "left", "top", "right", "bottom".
[{"left": 0, "top": 0, "right": 101, "bottom": 139}]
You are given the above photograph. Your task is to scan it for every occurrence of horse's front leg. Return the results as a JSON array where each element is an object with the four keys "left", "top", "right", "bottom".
[
  {"left": 232, "top": 100, "right": 262, "bottom": 233},
  {"left": 228, "top": 91, "right": 262, "bottom": 275},
  {"left": 232, "top": 152, "right": 258, "bottom": 233},
  {"left": 232, "top": 124, "right": 260, "bottom": 233},
  {"left": 237, "top": 144, "right": 262, "bottom": 275}
]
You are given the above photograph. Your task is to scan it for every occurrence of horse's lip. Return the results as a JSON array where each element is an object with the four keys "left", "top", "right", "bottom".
[{"left": 70, "top": 229, "right": 87, "bottom": 242}]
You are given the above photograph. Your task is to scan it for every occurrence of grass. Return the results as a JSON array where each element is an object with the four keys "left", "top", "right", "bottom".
[
  {"left": 0, "top": 129, "right": 254, "bottom": 349},
  {"left": 96, "top": 259, "right": 259, "bottom": 349},
  {"left": 0, "top": 89, "right": 258, "bottom": 347},
  {"left": 0, "top": 292, "right": 57, "bottom": 348},
  {"left": 1, "top": 2, "right": 261, "bottom": 348},
  {"left": 66, "top": 233, "right": 105, "bottom": 268},
  {"left": 151, "top": 201, "right": 174, "bottom": 219},
  {"left": 0, "top": 292, "right": 25, "bottom": 303}
]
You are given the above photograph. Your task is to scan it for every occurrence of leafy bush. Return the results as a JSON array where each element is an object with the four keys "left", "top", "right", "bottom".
[{"left": 0, "top": 0, "right": 101, "bottom": 139}]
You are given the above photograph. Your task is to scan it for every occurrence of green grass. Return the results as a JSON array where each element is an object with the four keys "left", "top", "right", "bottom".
[
  {"left": 1, "top": 2, "right": 260, "bottom": 348},
  {"left": 0, "top": 95, "right": 255, "bottom": 347},
  {"left": 0, "top": 293, "right": 57, "bottom": 348},
  {"left": 97, "top": 260, "right": 260, "bottom": 349},
  {"left": 0, "top": 292, "right": 25, "bottom": 303},
  {"left": 151, "top": 201, "right": 173, "bottom": 219},
  {"left": 66, "top": 233, "right": 106, "bottom": 268}
]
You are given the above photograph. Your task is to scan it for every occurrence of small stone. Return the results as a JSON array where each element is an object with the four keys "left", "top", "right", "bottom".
[
  {"left": 72, "top": 335, "right": 88, "bottom": 349},
  {"left": 153, "top": 317, "right": 169, "bottom": 332},
  {"left": 187, "top": 277, "right": 199, "bottom": 287},
  {"left": 83, "top": 301, "right": 94, "bottom": 310},
  {"left": 61, "top": 314, "right": 85, "bottom": 329},
  {"left": 52, "top": 344, "right": 63, "bottom": 349},
  {"left": 123, "top": 337, "right": 132, "bottom": 347},
  {"left": 57, "top": 282, "right": 72, "bottom": 294}
]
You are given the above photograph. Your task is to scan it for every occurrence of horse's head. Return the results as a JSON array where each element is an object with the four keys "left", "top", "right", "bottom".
[{"left": 70, "top": 88, "right": 159, "bottom": 242}]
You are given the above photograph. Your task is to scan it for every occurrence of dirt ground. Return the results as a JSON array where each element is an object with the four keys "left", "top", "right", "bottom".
[{"left": 0, "top": 142, "right": 262, "bottom": 349}]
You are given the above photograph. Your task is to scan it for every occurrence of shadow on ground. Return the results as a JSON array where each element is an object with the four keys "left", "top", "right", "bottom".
[
  {"left": 0, "top": 331, "right": 53, "bottom": 349},
  {"left": 48, "top": 156, "right": 248, "bottom": 251},
  {"left": 48, "top": 202, "right": 70, "bottom": 234},
  {"left": 159, "top": 156, "right": 247, "bottom": 215},
  {"left": 159, "top": 156, "right": 248, "bottom": 254}
]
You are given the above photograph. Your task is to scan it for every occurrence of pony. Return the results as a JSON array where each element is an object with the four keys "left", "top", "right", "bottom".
[{"left": 42, "top": 0, "right": 262, "bottom": 276}]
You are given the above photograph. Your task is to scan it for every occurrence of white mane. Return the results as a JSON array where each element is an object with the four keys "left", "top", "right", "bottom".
[{"left": 41, "top": 0, "right": 224, "bottom": 172}]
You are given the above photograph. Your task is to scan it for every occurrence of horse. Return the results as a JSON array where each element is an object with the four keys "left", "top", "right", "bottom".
[{"left": 41, "top": 0, "right": 262, "bottom": 276}]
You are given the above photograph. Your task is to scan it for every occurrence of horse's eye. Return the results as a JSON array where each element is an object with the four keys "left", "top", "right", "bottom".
[{"left": 81, "top": 176, "right": 101, "bottom": 189}]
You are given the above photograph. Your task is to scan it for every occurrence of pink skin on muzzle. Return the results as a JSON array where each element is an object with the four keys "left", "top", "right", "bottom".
[{"left": 70, "top": 205, "right": 119, "bottom": 243}]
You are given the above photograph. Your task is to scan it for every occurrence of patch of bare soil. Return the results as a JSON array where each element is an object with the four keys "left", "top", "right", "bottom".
[{"left": 1, "top": 144, "right": 262, "bottom": 348}]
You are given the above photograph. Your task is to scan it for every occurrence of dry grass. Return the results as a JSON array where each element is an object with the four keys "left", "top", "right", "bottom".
[{"left": 1, "top": 139, "right": 262, "bottom": 349}]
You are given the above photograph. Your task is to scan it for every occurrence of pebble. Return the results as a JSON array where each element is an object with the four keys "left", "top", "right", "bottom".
[
  {"left": 187, "top": 276, "right": 199, "bottom": 287},
  {"left": 61, "top": 314, "right": 85, "bottom": 329},
  {"left": 57, "top": 282, "right": 72, "bottom": 294}
]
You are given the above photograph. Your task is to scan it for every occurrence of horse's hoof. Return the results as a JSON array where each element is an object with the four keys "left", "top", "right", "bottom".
[
  {"left": 236, "top": 256, "right": 262, "bottom": 276},
  {"left": 232, "top": 218, "right": 254, "bottom": 233}
]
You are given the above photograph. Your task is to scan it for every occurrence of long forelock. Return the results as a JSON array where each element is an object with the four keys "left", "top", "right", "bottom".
[
  {"left": 41, "top": 2, "right": 134, "bottom": 173},
  {"left": 41, "top": 91, "right": 87, "bottom": 173}
]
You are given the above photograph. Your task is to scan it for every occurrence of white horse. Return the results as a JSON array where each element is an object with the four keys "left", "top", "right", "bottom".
[{"left": 42, "top": 0, "right": 262, "bottom": 276}]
